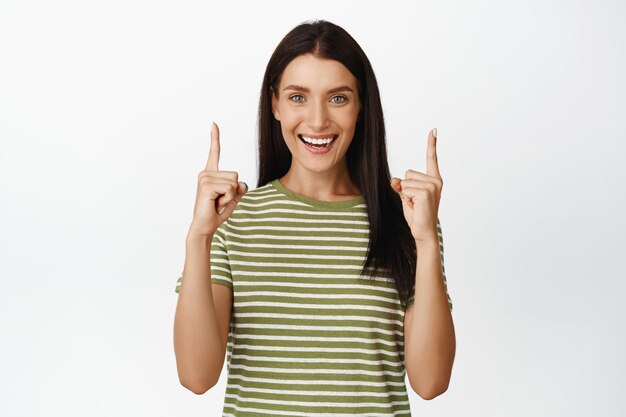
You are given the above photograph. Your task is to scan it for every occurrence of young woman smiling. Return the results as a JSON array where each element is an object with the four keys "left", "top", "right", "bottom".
[
  {"left": 174, "top": 19, "right": 455, "bottom": 416},
  {"left": 270, "top": 52, "right": 362, "bottom": 201}
]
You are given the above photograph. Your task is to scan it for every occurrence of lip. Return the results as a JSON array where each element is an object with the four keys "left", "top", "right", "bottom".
[
  {"left": 298, "top": 133, "right": 338, "bottom": 139},
  {"left": 298, "top": 134, "right": 338, "bottom": 155}
]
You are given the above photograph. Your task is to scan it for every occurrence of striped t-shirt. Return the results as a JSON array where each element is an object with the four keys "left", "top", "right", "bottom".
[{"left": 175, "top": 178, "right": 452, "bottom": 416}]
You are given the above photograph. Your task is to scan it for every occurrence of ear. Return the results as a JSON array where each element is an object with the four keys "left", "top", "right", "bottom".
[{"left": 270, "top": 87, "right": 280, "bottom": 121}]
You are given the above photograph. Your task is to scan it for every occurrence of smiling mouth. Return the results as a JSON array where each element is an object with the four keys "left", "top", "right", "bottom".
[{"left": 297, "top": 134, "right": 338, "bottom": 149}]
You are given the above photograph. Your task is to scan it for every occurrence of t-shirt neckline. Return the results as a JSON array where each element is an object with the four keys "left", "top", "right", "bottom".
[{"left": 270, "top": 178, "right": 365, "bottom": 209}]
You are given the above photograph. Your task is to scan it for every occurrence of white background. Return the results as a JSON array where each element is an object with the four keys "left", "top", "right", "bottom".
[{"left": 1, "top": 0, "right": 625, "bottom": 416}]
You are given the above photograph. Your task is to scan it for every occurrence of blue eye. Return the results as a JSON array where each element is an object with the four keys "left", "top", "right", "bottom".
[
  {"left": 289, "top": 94, "right": 305, "bottom": 103},
  {"left": 288, "top": 95, "right": 348, "bottom": 104}
]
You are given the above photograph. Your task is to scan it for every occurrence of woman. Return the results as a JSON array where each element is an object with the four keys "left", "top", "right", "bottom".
[{"left": 174, "top": 19, "right": 455, "bottom": 415}]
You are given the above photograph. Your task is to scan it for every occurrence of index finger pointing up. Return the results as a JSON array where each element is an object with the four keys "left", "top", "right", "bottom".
[
  {"left": 206, "top": 121, "right": 220, "bottom": 171},
  {"left": 426, "top": 127, "right": 441, "bottom": 178}
]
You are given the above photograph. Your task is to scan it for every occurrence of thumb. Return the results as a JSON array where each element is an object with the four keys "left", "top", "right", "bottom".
[
  {"left": 238, "top": 181, "right": 249, "bottom": 196},
  {"left": 390, "top": 177, "right": 412, "bottom": 209},
  {"left": 390, "top": 177, "right": 402, "bottom": 193},
  {"left": 217, "top": 181, "right": 248, "bottom": 215}
]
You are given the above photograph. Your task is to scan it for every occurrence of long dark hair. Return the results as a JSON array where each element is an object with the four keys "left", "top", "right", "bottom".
[{"left": 256, "top": 19, "right": 416, "bottom": 310}]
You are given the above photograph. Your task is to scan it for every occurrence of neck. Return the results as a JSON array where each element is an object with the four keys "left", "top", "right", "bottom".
[{"left": 279, "top": 160, "right": 360, "bottom": 201}]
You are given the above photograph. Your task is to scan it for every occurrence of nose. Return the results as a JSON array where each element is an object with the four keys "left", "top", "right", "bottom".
[{"left": 306, "top": 99, "right": 331, "bottom": 131}]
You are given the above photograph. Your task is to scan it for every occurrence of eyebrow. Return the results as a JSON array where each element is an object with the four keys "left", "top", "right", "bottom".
[{"left": 282, "top": 84, "right": 355, "bottom": 94}]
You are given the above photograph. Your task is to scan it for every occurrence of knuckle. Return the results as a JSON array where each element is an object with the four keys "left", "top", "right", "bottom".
[
  {"left": 219, "top": 170, "right": 238, "bottom": 181},
  {"left": 198, "top": 170, "right": 214, "bottom": 180}
]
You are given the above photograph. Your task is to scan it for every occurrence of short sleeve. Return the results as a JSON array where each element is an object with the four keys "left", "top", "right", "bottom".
[
  {"left": 174, "top": 223, "right": 233, "bottom": 294},
  {"left": 405, "top": 218, "right": 453, "bottom": 312}
]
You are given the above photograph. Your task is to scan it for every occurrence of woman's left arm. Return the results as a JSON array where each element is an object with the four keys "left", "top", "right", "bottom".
[
  {"left": 390, "top": 128, "right": 456, "bottom": 399},
  {"left": 403, "top": 237, "right": 456, "bottom": 400}
]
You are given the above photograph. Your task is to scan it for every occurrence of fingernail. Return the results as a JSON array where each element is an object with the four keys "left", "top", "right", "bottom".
[
  {"left": 242, "top": 181, "right": 248, "bottom": 191},
  {"left": 432, "top": 127, "right": 437, "bottom": 138},
  {"left": 218, "top": 206, "right": 225, "bottom": 214}
]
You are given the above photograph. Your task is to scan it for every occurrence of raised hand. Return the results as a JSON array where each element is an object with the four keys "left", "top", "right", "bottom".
[
  {"left": 390, "top": 128, "right": 442, "bottom": 243},
  {"left": 188, "top": 122, "right": 248, "bottom": 237}
]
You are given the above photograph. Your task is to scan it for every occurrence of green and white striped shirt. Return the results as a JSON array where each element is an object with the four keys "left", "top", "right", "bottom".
[{"left": 175, "top": 178, "right": 452, "bottom": 416}]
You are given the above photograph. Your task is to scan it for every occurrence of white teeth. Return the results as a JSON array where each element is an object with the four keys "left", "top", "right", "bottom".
[{"left": 300, "top": 135, "right": 335, "bottom": 145}]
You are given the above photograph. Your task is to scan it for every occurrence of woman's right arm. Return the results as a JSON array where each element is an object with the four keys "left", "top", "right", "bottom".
[
  {"left": 173, "top": 230, "right": 233, "bottom": 394},
  {"left": 173, "top": 121, "right": 247, "bottom": 394}
]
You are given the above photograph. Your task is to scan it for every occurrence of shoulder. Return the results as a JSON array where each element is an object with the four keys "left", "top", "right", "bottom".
[
  {"left": 235, "top": 182, "right": 278, "bottom": 209},
  {"left": 228, "top": 181, "right": 281, "bottom": 220}
]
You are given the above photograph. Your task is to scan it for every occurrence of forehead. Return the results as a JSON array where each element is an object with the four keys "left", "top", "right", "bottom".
[{"left": 279, "top": 54, "right": 357, "bottom": 91}]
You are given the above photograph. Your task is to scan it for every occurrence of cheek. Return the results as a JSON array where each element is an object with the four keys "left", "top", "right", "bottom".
[
  {"left": 279, "top": 112, "right": 302, "bottom": 133},
  {"left": 338, "top": 112, "right": 359, "bottom": 135},
  {"left": 339, "top": 105, "right": 359, "bottom": 124}
]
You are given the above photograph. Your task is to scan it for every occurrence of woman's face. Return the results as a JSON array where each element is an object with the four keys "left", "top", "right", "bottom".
[{"left": 271, "top": 53, "right": 361, "bottom": 174}]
